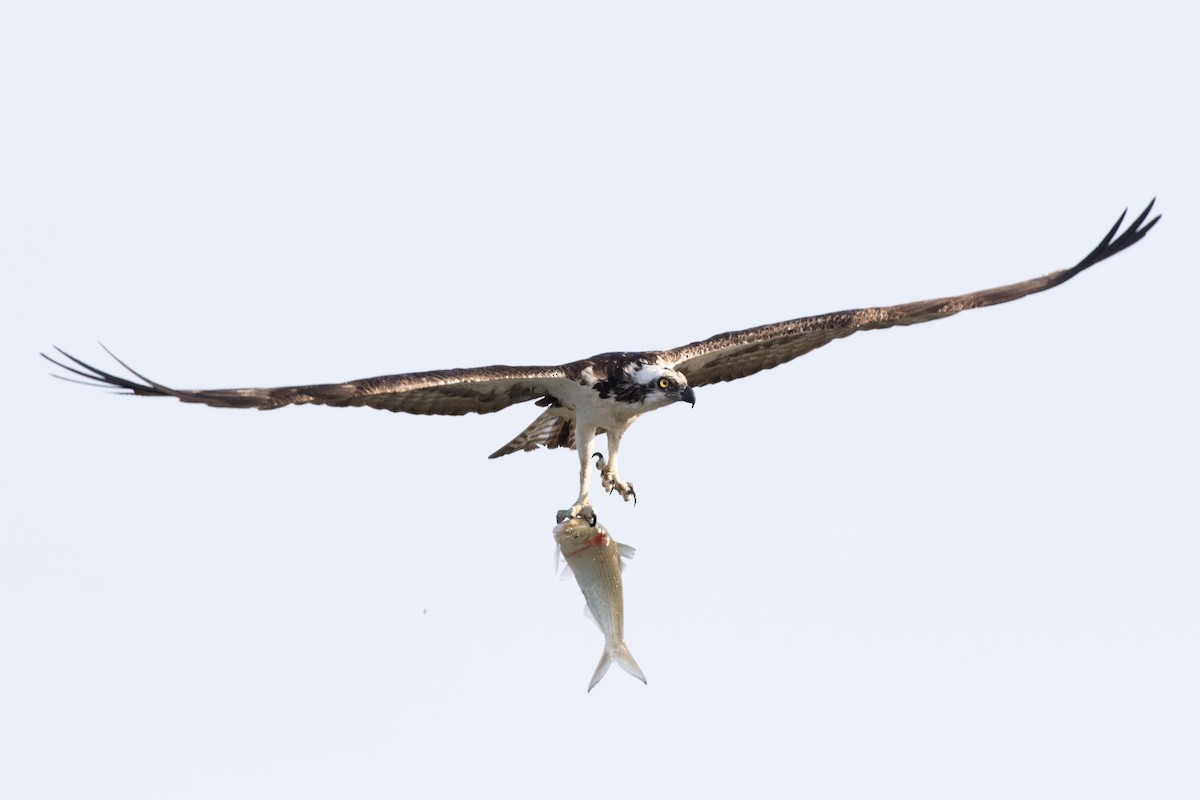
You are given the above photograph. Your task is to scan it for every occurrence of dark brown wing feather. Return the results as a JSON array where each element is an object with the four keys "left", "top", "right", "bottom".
[
  {"left": 663, "top": 202, "right": 1160, "bottom": 387},
  {"left": 42, "top": 346, "right": 572, "bottom": 416}
]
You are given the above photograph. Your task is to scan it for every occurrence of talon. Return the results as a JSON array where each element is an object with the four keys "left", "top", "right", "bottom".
[
  {"left": 558, "top": 505, "right": 597, "bottom": 526},
  {"left": 592, "top": 453, "right": 603, "bottom": 465},
  {"left": 630, "top": 484, "right": 637, "bottom": 505}
]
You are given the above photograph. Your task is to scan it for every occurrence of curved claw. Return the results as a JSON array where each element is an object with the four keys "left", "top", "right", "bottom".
[
  {"left": 592, "top": 453, "right": 603, "bottom": 464},
  {"left": 556, "top": 505, "right": 598, "bottom": 526}
]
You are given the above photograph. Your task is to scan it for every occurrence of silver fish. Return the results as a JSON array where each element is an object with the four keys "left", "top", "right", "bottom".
[{"left": 554, "top": 516, "right": 647, "bottom": 691}]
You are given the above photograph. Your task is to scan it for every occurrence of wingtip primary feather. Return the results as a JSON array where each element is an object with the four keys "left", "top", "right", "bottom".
[
  {"left": 1130, "top": 198, "right": 1160, "bottom": 237},
  {"left": 43, "top": 346, "right": 167, "bottom": 397},
  {"left": 1066, "top": 199, "right": 1161, "bottom": 277},
  {"left": 1101, "top": 207, "right": 1128, "bottom": 247},
  {"left": 98, "top": 342, "right": 170, "bottom": 391}
]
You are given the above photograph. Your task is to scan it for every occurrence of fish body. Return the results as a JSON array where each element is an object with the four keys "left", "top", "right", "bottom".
[{"left": 553, "top": 517, "right": 646, "bottom": 691}]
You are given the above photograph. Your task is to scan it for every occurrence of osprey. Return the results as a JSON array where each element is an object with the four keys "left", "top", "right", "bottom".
[{"left": 46, "top": 202, "right": 1158, "bottom": 524}]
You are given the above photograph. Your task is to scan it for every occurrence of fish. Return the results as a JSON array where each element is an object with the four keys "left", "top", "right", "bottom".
[{"left": 554, "top": 516, "right": 647, "bottom": 691}]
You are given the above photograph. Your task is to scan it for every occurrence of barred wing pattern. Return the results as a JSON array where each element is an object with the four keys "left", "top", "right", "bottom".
[
  {"left": 43, "top": 347, "right": 572, "bottom": 416},
  {"left": 488, "top": 407, "right": 577, "bottom": 458},
  {"left": 663, "top": 201, "right": 1159, "bottom": 387}
]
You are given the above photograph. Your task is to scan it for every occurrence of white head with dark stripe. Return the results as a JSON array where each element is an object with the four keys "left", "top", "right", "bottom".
[
  {"left": 586, "top": 359, "right": 694, "bottom": 409},
  {"left": 625, "top": 363, "right": 695, "bottom": 410}
]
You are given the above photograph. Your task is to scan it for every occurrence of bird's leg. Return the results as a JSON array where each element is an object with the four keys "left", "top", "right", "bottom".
[
  {"left": 593, "top": 430, "right": 636, "bottom": 504},
  {"left": 556, "top": 424, "right": 597, "bottom": 526}
]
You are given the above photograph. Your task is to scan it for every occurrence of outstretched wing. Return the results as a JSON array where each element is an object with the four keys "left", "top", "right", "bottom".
[
  {"left": 662, "top": 202, "right": 1160, "bottom": 387},
  {"left": 42, "top": 347, "right": 573, "bottom": 416}
]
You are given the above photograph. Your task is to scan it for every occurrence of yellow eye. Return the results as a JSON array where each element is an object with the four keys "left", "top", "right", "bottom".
[{"left": 658, "top": 377, "right": 671, "bottom": 389}]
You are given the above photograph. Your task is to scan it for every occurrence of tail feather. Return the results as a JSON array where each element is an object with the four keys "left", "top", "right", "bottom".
[
  {"left": 488, "top": 409, "right": 575, "bottom": 459},
  {"left": 587, "top": 642, "right": 646, "bottom": 692}
]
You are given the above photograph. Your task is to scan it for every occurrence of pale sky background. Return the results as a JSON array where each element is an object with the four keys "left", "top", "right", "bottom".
[{"left": 2, "top": 2, "right": 1198, "bottom": 798}]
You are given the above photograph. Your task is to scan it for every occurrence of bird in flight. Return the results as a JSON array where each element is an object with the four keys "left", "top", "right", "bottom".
[{"left": 46, "top": 202, "right": 1159, "bottom": 524}]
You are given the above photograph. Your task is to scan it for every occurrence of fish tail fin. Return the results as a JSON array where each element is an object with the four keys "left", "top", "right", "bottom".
[
  {"left": 587, "top": 642, "right": 647, "bottom": 692},
  {"left": 613, "top": 643, "right": 647, "bottom": 685}
]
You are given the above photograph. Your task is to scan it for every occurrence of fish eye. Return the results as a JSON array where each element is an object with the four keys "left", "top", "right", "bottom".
[{"left": 657, "top": 377, "right": 671, "bottom": 389}]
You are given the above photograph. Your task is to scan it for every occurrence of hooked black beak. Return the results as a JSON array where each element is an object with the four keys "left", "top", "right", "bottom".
[{"left": 679, "top": 386, "right": 696, "bottom": 407}]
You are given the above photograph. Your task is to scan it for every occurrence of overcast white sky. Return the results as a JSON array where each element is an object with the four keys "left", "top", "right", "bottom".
[{"left": 3, "top": 2, "right": 1198, "bottom": 798}]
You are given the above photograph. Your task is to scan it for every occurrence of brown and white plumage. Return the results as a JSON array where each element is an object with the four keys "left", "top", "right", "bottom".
[
  {"left": 45, "top": 201, "right": 1160, "bottom": 522},
  {"left": 47, "top": 353, "right": 571, "bottom": 415},
  {"left": 663, "top": 200, "right": 1160, "bottom": 387}
]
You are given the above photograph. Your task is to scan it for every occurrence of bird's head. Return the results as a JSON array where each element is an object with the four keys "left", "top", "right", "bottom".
[{"left": 631, "top": 364, "right": 695, "bottom": 408}]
